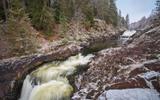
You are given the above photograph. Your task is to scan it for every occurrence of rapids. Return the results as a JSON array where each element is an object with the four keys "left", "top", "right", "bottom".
[{"left": 19, "top": 54, "right": 94, "bottom": 100}]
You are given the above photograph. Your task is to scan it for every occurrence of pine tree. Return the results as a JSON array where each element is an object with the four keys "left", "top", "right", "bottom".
[
  {"left": 126, "top": 14, "right": 129, "bottom": 29},
  {"left": 108, "top": 0, "right": 118, "bottom": 26},
  {"left": 1, "top": 0, "right": 120, "bottom": 34},
  {"left": 156, "top": 0, "right": 160, "bottom": 18},
  {"left": 117, "top": 10, "right": 122, "bottom": 27},
  {"left": 26, "top": 0, "right": 54, "bottom": 34}
]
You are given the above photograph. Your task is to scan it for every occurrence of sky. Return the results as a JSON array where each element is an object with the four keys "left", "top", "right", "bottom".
[{"left": 116, "top": 0, "right": 156, "bottom": 23}]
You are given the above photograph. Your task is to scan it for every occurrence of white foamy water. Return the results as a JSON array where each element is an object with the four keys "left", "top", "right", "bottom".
[
  {"left": 122, "top": 30, "right": 136, "bottom": 37},
  {"left": 29, "top": 80, "right": 73, "bottom": 100},
  {"left": 120, "top": 30, "right": 136, "bottom": 44},
  {"left": 19, "top": 75, "right": 33, "bottom": 100},
  {"left": 19, "top": 54, "right": 94, "bottom": 100}
]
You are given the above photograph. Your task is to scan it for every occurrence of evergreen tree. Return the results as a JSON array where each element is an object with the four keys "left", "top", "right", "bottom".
[
  {"left": 26, "top": 0, "right": 54, "bottom": 34},
  {"left": 108, "top": 0, "right": 118, "bottom": 26},
  {"left": 81, "top": 0, "right": 94, "bottom": 25},
  {"left": 92, "top": 0, "right": 109, "bottom": 20},
  {"left": 156, "top": 0, "right": 160, "bottom": 18},
  {"left": 117, "top": 10, "right": 122, "bottom": 27},
  {"left": 126, "top": 14, "right": 129, "bottom": 29},
  {"left": 0, "top": 0, "right": 120, "bottom": 34}
]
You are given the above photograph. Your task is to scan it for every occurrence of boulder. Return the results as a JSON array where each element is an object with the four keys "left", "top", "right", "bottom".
[{"left": 98, "top": 89, "right": 160, "bottom": 100}]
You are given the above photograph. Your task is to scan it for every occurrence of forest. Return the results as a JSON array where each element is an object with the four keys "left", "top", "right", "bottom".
[{"left": 0, "top": 0, "right": 129, "bottom": 33}]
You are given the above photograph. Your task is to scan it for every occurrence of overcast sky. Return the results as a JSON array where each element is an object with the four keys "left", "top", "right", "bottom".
[{"left": 116, "top": 0, "right": 156, "bottom": 23}]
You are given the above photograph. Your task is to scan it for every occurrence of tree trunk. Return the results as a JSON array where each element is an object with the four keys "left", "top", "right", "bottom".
[
  {"left": 2, "top": 0, "right": 7, "bottom": 21},
  {"left": 22, "top": 0, "right": 26, "bottom": 9}
]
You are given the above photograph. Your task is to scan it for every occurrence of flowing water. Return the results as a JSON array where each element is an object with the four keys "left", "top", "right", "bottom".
[
  {"left": 19, "top": 54, "right": 94, "bottom": 100},
  {"left": 119, "top": 30, "right": 136, "bottom": 44}
]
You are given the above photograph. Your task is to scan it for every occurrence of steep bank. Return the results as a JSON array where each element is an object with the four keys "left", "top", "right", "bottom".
[
  {"left": 0, "top": 19, "right": 124, "bottom": 60},
  {"left": 37, "top": 19, "right": 125, "bottom": 54}
]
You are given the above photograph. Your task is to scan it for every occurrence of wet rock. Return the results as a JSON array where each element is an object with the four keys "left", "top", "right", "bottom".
[
  {"left": 151, "top": 79, "right": 160, "bottom": 92},
  {"left": 109, "top": 76, "right": 149, "bottom": 89},
  {"left": 144, "top": 61, "right": 160, "bottom": 72}
]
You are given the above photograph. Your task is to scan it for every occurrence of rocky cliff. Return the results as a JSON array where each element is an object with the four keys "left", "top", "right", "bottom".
[{"left": 129, "top": 14, "right": 157, "bottom": 30}]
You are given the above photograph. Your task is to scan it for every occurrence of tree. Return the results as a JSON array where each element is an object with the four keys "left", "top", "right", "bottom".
[
  {"left": 1, "top": 0, "right": 120, "bottom": 34},
  {"left": 156, "top": 0, "right": 160, "bottom": 18},
  {"left": 108, "top": 0, "right": 118, "bottom": 26},
  {"left": 26, "top": 0, "right": 54, "bottom": 34},
  {"left": 2, "top": 0, "right": 7, "bottom": 21},
  {"left": 92, "top": 0, "right": 109, "bottom": 20},
  {"left": 0, "top": 0, "right": 8, "bottom": 21},
  {"left": 81, "top": 0, "right": 94, "bottom": 23},
  {"left": 117, "top": 10, "right": 122, "bottom": 27},
  {"left": 126, "top": 14, "right": 129, "bottom": 29}
]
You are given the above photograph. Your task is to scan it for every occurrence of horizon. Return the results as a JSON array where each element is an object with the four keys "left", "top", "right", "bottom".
[{"left": 116, "top": 0, "right": 156, "bottom": 23}]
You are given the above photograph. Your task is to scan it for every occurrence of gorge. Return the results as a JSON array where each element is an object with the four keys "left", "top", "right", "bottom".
[{"left": 0, "top": 0, "right": 160, "bottom": 100}]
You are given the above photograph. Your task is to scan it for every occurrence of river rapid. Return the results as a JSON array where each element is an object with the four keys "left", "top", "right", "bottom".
[{"left": 19, "top": 54, "right": 94, "bottom": 100}]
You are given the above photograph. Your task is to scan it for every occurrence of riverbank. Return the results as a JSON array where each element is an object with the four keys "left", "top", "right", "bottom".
[
  {"left": 72, "top": 25, "right": 160, "bottom": 99},
  {"left": 0, "top": 19, "right": 125, "bottom": 60}
]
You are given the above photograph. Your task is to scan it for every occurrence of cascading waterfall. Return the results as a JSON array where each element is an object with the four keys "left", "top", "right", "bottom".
[
  {"left": 19, "top": 54, "right": 94, "bottom": 100},
  {"left": 119, "top": 30, "right": 136, "bottom": 44}
]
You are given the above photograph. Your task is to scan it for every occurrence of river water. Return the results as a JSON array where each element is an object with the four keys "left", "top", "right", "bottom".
[{"left": 19, "top": 54, "right": 94, "bottom": 100}]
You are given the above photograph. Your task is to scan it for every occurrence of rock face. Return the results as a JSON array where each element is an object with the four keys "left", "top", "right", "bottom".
[
  {"left": 72, "top": 25, "right": 160, "bottom": 99},
  {"left": 129, "top": 15, "right": 157, "bottom": 30},
  {"left": 130, "top": 16, "right": 148, "bottom": 30}
]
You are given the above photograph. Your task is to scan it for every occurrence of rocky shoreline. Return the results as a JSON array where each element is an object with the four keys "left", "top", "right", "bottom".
[{"left": 72, "top": 25, "right": 160, "bottom": 99}]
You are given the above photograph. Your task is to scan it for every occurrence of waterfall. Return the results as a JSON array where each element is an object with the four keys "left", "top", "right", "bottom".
[
  {"left": 19, "top": 75, "right": 33, "bottom": 100},
  {"left": 119, "top": 30, "right": 136, "bottom": 44},
  {"left": 29, "top": 80, "right": 73, "bottom": 100},
  {"left": 19, "top": 54, "right": 94, "bottom": 100}
]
